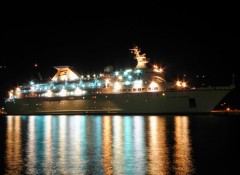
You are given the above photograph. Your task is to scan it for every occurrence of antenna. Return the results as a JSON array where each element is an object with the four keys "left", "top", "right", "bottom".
[
  {"left": 130, "top": 46, "right": 149, "bottom": 69},
  {"left": 38, "top": 72, "right": 43, "bottom": 81}
]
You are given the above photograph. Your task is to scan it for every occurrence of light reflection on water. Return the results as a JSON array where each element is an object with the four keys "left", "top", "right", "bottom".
[
  {"left": 174, "top": 116, "right": 193, "bottom": 175},
  {"left": 4, "top": 115, "right": 193, "bottom": 174},
  {"left": 6, "top": 116, "right": 23, "bottom": 174},
  {"left": 147, "top": 116, "right": 169, "bottom": 175}
]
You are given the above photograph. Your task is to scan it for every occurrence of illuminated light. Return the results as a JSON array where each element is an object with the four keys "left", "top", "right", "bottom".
[
  {"left": 16, "top": 87, "right": 21, "bottom": 96},
  {"left": 9, "top": 90, "right": 13, "bottom": 99},
  {"left": 70, "top": 84, "right": 76, "bottom": 89},
  {"left": 182, "top": 82, "right": 187, "bottom": 88},
  {"left": 52, "top": 77, "right": 58, "bottom": 82},
  {"left": 133, "top": 80, "right": 143, "bottom": 88},
  {"left": 176, "top": 81, "right": 181, "bottom": 87},
  {"left": 59, "top": 88, "right": 67, "bottom": 96},
  {"left": 126, "top": 69, "right": 132, "bottom": 72},
  {"left": 74, "top": 87, "right": 85, "bottom": 96},
  {"left": 45, "top": 90, "right": 53, "bottom": 97},
  {"left": 30, "top": 86, "right": 35, "bottom": 92},
  {"left": 97, "top": 82, "right": 101, "bottom": 87},
  {"left": 115, "top": 71, "right": 119, "bottom": 76},
  {"left": 176, "top": 81, "right": 187, "bottom": 88},
  {"left": 34, "top": 64, "right": 38, "bottom": 67},
  {"left": 105, "top": 79, "right": 110, "bottom": 87},
  {"left": 162, "top": 93, "right": 165, "bottom": 96},
  {"left": 118, "top": 75, "right": 123, "bottom": 80},
  {"left": 159, "top": 68, "right": 163, "bottom": 73},
  {"left": 69, "top": 72, "right": 79, "bottom": 81},
  {"left": 128, "top": 75, "right": 132, "bottom": 79},
  {"left": 226, "top": 107, "right": 230, "bottom": 111},
  {"left": 63, "top": 75, "right": 67, "bottom": 81},
  {"left": 114, "top": 82, "right": 121, "bottom": 92},
  {"left": 125, "top": 81, "right": 130, "bottom": 85},
  {"left": 30, "top": 81, "right": 34, "bottom": 85},
  {"left": 149, "top": 81, "right": 158, "bottom": 91},
  {"left": 124, "top": 69, "right": 132, "bottom": 75},
  {"left": 135, "top": 69, "right": 141, "bottom": 74},
  {"left": 74, "top": 87, "right": 82, "bottom": 95},
  {"left": 91, "top": 83, "right": 96, "bottom": 88}
]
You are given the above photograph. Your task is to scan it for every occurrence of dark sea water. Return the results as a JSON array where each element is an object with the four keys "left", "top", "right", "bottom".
[{"left": 0, "top": 114, "right": 239, "bottom": 175}]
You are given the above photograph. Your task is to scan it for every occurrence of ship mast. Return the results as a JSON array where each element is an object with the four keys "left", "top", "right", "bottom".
[{"left": 130, "top": 46, "right": 149, "bottom": 69}]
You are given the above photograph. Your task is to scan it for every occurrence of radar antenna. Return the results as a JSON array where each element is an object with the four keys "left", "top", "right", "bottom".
[{"left": 130, "top": 46, "right": 149, "bottom": 69}]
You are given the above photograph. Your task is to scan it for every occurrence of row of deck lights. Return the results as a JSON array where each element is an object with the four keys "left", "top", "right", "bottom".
[{"left": 8, "top": 67, "right": 168, "bottom": 99}]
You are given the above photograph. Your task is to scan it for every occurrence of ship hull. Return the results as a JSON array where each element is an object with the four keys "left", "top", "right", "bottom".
[{"left": 5, "top": 87, "right": 233, "bottom": 115}]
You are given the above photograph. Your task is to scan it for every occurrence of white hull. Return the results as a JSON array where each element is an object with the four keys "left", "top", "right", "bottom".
[{"left": 5, "top": 87, "right": 232, "bottom": 115}]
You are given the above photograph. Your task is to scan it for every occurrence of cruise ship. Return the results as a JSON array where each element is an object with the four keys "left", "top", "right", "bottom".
[{"left": 5, "top": 46, "right": 234, "bottom": 114}]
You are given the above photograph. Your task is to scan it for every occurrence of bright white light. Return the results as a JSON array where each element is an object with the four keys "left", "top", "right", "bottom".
[
  {"left": 45, "top": 90, "right": 52, "bottom": 97},
  {"left": 176, "top": 81, "right": 187, "bottom": 88},
  {"left": 9, "top": 90, "right": 13, "bottom": 99},
  {"left": 16, "top": 87, "right": 21, "bottom": 96},
  {"left": 133, "top": 80, "right": 142, "bottom": 88},
  {"left": 182, "top": 82, "right": 187, "bottom": 88},
  {"left": 176, "top": 81, "right": 181, "bottom": 87},
  {"left": 128, "top": 75, "right": 132, "bottom": 79},
  {"left": 105, "top": 79, "right": 110, "bottom": 87},
  {"left": 125, "top": 81, "right": 130, "bottom": 85},
  {"left": 135, "top": 69, "right": 141, "bottom": 74},
  {"left": 74, "top": 87, "right": 83, "bottom": 95},
  {"left": 114, "top": 82, "right": 121, "bottom": 91},
  {"left": 59, "top": 88, "right": 67, "bottom": 96},
  {"left": 31, "top": 86, "right": 35, "bottom": 92},
  {"left": 149, "top": 81, "right": 158, "bottom": 90},
  {"left": 118, "top": 75, "right": 123, "bottom": 80}
]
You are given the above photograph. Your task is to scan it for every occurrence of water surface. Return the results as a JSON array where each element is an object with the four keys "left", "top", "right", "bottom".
[{"left": 0, "top": 114, "right": 239, "bottom": 174}]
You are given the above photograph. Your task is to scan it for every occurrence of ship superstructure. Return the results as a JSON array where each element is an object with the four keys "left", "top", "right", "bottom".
[{"left": 5, "top": 46, "right": 234, "bottom": 114}]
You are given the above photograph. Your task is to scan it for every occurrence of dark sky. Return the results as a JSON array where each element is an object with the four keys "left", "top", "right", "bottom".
[{"left": 1, "top": 2, "right": 239, "bottom": 99}]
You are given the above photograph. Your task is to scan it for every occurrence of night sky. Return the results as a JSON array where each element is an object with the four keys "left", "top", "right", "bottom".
[{"left": 1, "top": 3, "right": 239, "bottom": 106}]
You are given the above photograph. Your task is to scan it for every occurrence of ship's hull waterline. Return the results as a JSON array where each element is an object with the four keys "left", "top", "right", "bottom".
[{"left": 5, "top": 88, "right": 232, "bottom": 115}]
